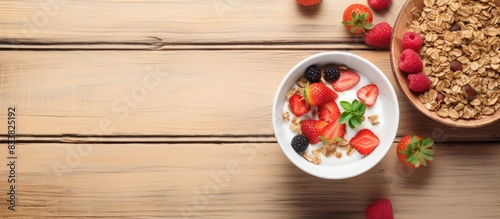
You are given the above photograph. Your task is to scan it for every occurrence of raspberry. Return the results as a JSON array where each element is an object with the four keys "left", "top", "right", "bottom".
[
  {"left": 291, "top": 134, "right": 309, "bottom": 153},
  {"left": 401, "top": 31, "right": 423, "bottom": 52},
  {"left": 305, "top": 65, "right": 321, "bottom": 83},
  {"left": 407, "top": 72, "right": 431, "bottom": 92},
  {"left": 399, "top": 49, "right": 423, "bottom": 74},
  {"left": 323, "top": 65, "right": 340, "bottom": 82}
]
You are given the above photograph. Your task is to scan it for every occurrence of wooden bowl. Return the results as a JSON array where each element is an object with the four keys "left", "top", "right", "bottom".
[{"left": 390, "top": 0, "right": 500, "bottom": 128}]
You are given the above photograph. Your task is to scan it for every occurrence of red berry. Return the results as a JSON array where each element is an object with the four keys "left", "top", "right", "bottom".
[
  {"left": 296, "top": 0, "right": 321, "bottom": 6},
  {"left": 301, "top": 120, "right": 328, "bottom": 144},
  {"left": 289, "top": 94, "right": 310, "bottom": 117},
  {"left": 364, "top": 22, "right": 392, "bottom": 49},
  {"left": 332, "top": 70, "right": 360, "bottom": 92},
  {"left": 367, "top": 0, "right": 392, "bottom": 10},
  {"left": 398, "top": 49, "right": 423, "bottom": 74},
  {"left": 357, "top": 84, "right": 378, "bottom": 106},
  {"left": 401, "top": 31, "right": 423, "bottom": 52},
  {"left": 342, "top": 4, "right": 374, "bottom": 34},
  {"left": 320, "top": 120, "right": 346, "bottom": 143},
  {"left": 349, "top": 129, "right": 380, "bottom": 155},
  {"left": 318, "top": 101, "right": 341, "bottom": 123},
  {"left": 365, "top": 199, "right": 394, "bottom": 219},
  {"left": 407, "top": 72, "right": 431, "bottom": 93},
  {"left": 303, "top": 83, "right": 338, "bottom": 106}
]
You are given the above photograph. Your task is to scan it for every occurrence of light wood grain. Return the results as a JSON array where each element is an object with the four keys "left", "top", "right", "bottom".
[
  {"left": 1, "top": 50, "right": 499, "bottom": 140},
  {"left": 0, "top": 143, "right": 499, "bottom": 218},
  {"left": 0, "top": 0, "right": 406, "bottom": 45}
]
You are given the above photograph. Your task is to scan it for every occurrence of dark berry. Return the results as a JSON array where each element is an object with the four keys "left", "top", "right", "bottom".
[
  {"left": 291, "top": 134, "right": 309, "bottom": 153},
  {"left": 323, "top": 65, "right": 340, "bottom": 82},
  {"left": 305, "top": 65, "right": 321, "bottom": 83}
]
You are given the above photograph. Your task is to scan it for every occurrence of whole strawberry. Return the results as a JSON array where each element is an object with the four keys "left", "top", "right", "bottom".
[
  {"left": 364, "top": 22, "right": 392, "bottom": 49},
  {"left": 402, "top": 31, "right": 423, "bottom": 52},
  {"left": 342, "top": 4, "right": 374, "bottom": 34},
  {"left": 366, "top": 199, "right": 393, "bottom": 219},
  {"left": 367, "top": 0, "right": 392, "bottom": 10},
  {"left": 397, "top": 134, "right": 434, "bottom": 168},
  {"left": 303, "top": 83, "right": 338, "bottom": 106},
  {"left": 399, "top": 48, "right": 423, "bottom": 74},
  {"left": 296, "top": 0, "right": 321, "bottom": 6},
  {"left": 407, "top": 72, "right": 431, "bottom": 93}
]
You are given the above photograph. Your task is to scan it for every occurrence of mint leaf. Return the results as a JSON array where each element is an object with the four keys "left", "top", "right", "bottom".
[
  {"left": 339, "top": 112, "right": 352, "bottom": 124},
  {"left": 340, "top": 101, "right": 351, "bottom": 111},
  {"left": 351, "top": 116, "right": 362, "bottom": 128},
  {"left": 337, "top": 99, "right": 366, "bottom": 129}
]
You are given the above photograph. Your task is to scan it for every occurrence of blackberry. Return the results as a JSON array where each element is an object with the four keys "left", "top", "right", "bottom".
[
  {"left": 291, "top": 134, "right": 309, "bottom": 153},
  {"left": 305, "top": 65, "right": 321, "bottom": 83},
  {"left": 323, "top": 65, "right": 341, "bottom": 82}
]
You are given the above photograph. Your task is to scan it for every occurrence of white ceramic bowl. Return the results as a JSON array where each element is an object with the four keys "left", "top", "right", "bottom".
[{"left": 272, "top": 51, "right": 399, "bottom": 179}]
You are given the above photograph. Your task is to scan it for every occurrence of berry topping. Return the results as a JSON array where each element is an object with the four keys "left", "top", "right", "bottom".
[
  {"left": 398, "top": 49, "right": 423, "bottom": 74},
  {"left": 332, "top": 70, "right": 361, "bottom": 92},
  {"left": 401, "top": 31, "right": 423, "bottom": 52},
  {"left": 300, "top": 120, "right": 327, "bottom": 144},
  {"left": 349, "top": 129, "right": 380, "bottom": 155},
  {"left": 305, "top": 65, "right": 322, "bottom": 83},
  {"left": 318, "top": 101, "right": 341, "bottom": 123},
  {"left": 319, "top": 120, "right": 346, "bottom": 144},
  {"left": 303, "top": 83, "right": 338, "bottom": 106},
  {"left": 289, "top": 93, "right": 311, "bottom": 117},
  {"left": 407, "top": 72, "right": 431, "bottom": 93},
  {"left": 291, "top": 134, "right": 309, "bottom": 153},
  {"left": 323, "top": 65, "right": 341, "bottom": 82},
  {"left": 364, "top": 22, "right": 392, "bottom": 49},
  {"left": 357, "top": 84, "right": 378, "bottom": 106}
]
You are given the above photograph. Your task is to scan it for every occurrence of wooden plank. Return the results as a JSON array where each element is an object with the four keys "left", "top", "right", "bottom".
[
  {"left": 0, "top": 0, "right": 406, "bottom": 44},
  {"left": 1, "top": 50, "right": 499, "bottom": 139},
  {"left": 0, "top": 143, "right": 499, "bottom": 218}
]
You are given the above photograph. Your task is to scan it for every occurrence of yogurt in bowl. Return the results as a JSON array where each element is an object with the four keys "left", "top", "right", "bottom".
[{"left": 272, "top": 52, "right": 399, "bottom": 179}]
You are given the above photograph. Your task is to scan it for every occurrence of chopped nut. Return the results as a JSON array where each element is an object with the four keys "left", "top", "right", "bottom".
[
  {"left": 312, "top": 148, "right": 321, "bottom": 155},
  {"left": 297, "top": 77, "right": 308, "bottom": 88},
  {"left": 335, "top": 152, "right": 342, "bottom": 159},
  {"left": 347, "top": 146, "right": 355, "bottom": 156},
  {"left": 312, "top": 156, "right": 321, "bottom": 165},
  {"left": 286, "top": 88, "right": 297, "bottom": 99},
  {"left": 303, "top": 154, "right": 313, "bottom": 163},
  {"left": 367, "top": 115, "right": 380, "bottom": 125},
  {"left": 282, "top": 112, "right": 290, "bottom": 122}
]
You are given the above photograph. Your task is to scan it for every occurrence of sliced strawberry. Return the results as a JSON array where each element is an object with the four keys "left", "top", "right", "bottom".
[
  {"left": 289, "top": 94, "right": 310, "bottom": 116},
  {"left": 318, "top": 101, "right": 341, "bottom": 123},
  {"left": 357, "top": 84, "right": 379, "bottom": 106},
  {"left": 349, "top": 129, "right": 380, "bottom": 155},
  {"left": 301, "top": 120, "right": 328, "bottom": 144},
  {"left": 303, "top": 83, "right": 338, "bottom": 106},
  {"left": 319, "top": 120, "right": 346, "bottom": 143},
  {"left": 332, "top": 70, "right": 360, "bottom": 92}
]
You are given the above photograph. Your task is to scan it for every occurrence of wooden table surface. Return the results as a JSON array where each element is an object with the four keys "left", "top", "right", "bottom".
[{"left": 1, "top": 0, "right": 499, "bottom": 218}]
